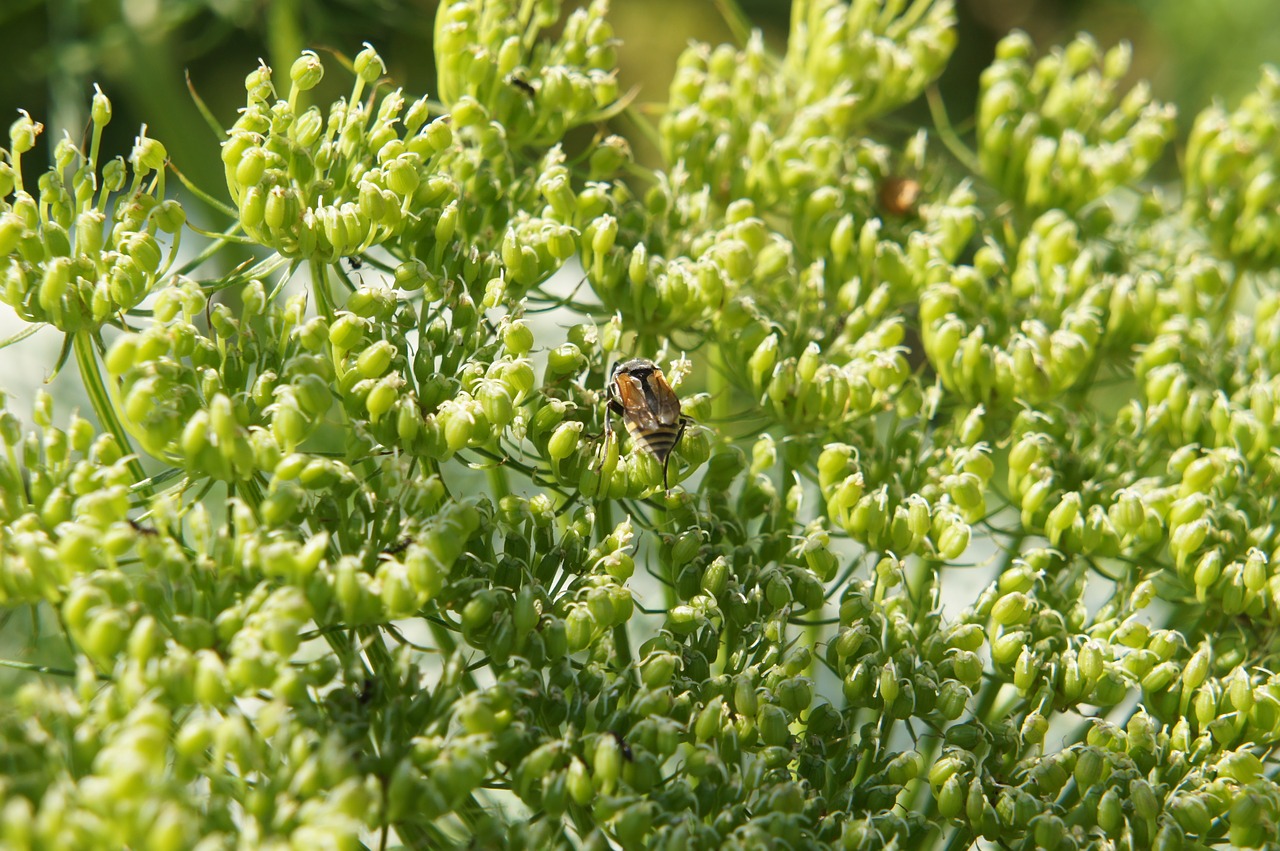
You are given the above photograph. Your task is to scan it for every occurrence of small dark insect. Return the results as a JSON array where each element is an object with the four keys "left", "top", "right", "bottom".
[
  {"left": 508, "top": 75, "right": 536, "bottom": 98},
  {"left": 346, "top": 255, "right": 364, "bottom": 270},
  {"left": 604, "top": 358, "right": 690, "bottom": 492},
  {"left": 384, "top": 536, "right": 412, "bottom": 556},
  {"left": 610, "top": 730, "right": 634, "bottom": 762},
  {"left": 878, "top": 175, "right": 922, "bottom": 217},
  {"left": 127, "top": 518, "right": 158, "bottom": 536}
]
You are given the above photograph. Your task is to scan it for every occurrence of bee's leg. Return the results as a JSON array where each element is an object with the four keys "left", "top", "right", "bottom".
[
  {"left": 665, "top": 419, "right": 689, "bottom": 494},
  {"left": 595, "top": 413, "right": 613, "bottom": 500}
]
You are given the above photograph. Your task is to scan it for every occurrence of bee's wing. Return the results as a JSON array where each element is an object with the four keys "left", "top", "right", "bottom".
[
  {"left": 615, "top": 370, "right": 682, "bottom": 429},
  {"left": 648, "top": 375, "right": 682, "bottom": 426},
  {"left": 614, "top": 373, "right": 662, "bottom": 431}
]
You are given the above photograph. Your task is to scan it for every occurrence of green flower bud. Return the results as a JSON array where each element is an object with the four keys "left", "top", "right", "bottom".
[
  {"left": 354, "top": 43, "right": 386, "bottom": 83},
  {"left": 757, "top": 703, "right": 789, "bottom": 747},
  {"left": 131, "top": 131, "right": 168, "bottom": 173},
  {"left": 701, "top": 556, "right": 730, "bottom": 596},
  {"left": 290, "top": 51, "right": 324, "bottom": 91},
  {"left": 777, "top": 677, "right": 813, "bottom": 714},
  {"left": 235, "top": 146, "right": 267, "bottom": 187},
  {"left": 388, "top": 154, "right": 421, "bottom": 197},
  {"left": 270, "top": 392, "right": 309, "bottom": 451},
  {"left": 547, "top": 420, "right": 583, "bottom": 463},
  {"left": 695, "top": 695, "right": 726, "bottom": 743},
  {"left": 1168, "top": 794, "right": 1212, "bottom": 837},
  {"left": 9, "top": 110, "right": 41, "bottom": 155},
  {"left": 937, "top": 774, "right": 965, "bottom": 819},
  {"left": 588, "top": 134, "right": 631, "bottom": 178},
  {"left": 747, "top": 337, "right": 773, "bottom": 389},
  {"left": 1183, "top": 646, "right": 1211, "bottom": 692},
  {"left": 992, "top": 592, "right": 1033, "bottom": 626},
  {"left": 564, "top": 605, "right": 594, "bottom": 652},
  {"left": 328, "top": 313, "right": 367, "bottom": 350},
  {"left": 950, "top": 649, "right": 983, "bottom": 686},
  {"left": 991, "top": 630, "right": 1028, "bottom": 667},
  {"left": 593, "top": 733, "right": 622, "bottom": 794},
  {"left": 1141, "top": 661, "right": 1179, "bottom": 694},
  {"left": 935, "top": 520, "right": 971, "bottom": 561},
  {"left": 1217, "top": 749, "right": 1263, "bottom": 784},
  {"left": 546, "top": 342, "right": 584, "bottom": 377},
  {"left": 1021, "top": 712, "right": 1048, "bottom": 745},
  {"left": 503, "top": 320, "right": 534, "bottom": 355},
  {"left": 589, "top": 214, "right": 617, "bottom": 257},
  {"left": 356, "top": 340, "right": 396, "bottom": 378},
  {"left": 1073, "top": 747, "right": 1106, "bottom": 791},
  {"left": 1045, "top": 492, "right": 1081, "bottom": 545}
]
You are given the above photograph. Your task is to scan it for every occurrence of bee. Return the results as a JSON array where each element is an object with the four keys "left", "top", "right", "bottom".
[
  {"left": 878, "top": 175, "right": 922, "bottom": 217},
  {"left": 603, "top": 358, "right": 689, "bottom": 492}
]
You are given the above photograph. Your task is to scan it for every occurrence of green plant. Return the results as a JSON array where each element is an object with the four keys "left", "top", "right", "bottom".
[{"left": 3, "top": 0, "right": 1280, "bottom": 848}]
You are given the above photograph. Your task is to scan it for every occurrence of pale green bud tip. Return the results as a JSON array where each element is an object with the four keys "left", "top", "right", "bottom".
[
  {"left": 290, "top": 51, "right": 324, "bottom": 91},
  {"left": 91, "top": 84, "right": 112, "bottom": 126},
  {"left": 355, "top": 43, "right": 386, "bottom": 83},
  {"left": 131, "top": 128, "right": 168, "bottom": 172},
  {"left": 10, "top": 110, "right": 42, "bottom": 154},
  {"left": 154, "top": 199, "right": 186, "bottom": 233}
]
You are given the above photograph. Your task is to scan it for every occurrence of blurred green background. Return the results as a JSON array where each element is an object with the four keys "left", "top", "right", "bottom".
[{"left": 3, "top": 0, "right": 1278, "bottom": 196}]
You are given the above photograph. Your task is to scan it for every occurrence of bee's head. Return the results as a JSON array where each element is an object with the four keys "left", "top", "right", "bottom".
[{"left": 611, "top": 358, "right": 659, "bottom": 382}]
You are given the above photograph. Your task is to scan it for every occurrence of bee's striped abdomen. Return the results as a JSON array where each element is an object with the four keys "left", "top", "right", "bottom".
[{"left": 626, "top": 421, "right": 681, "bottom": 463}]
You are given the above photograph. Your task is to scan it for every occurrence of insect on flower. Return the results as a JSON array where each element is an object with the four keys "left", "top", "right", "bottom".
[
  {"left": 878, "top": 175, "right": 922, "bottom": 217},
  {"left": 603, "top": 358, "right": 690, "bottom": 493}
]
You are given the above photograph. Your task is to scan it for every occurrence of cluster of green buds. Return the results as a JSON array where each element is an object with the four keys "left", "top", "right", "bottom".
[
  {"left": 102, "top": 278, "right": 241, "bottom": 473},
  {"left": 978, "top": 32, "right": 1175, "bottom": 217},
  {"left": 661, "top": 4, "right": 952, "bottom": 222},
  {"left": 739, "top": 315, "right": 911, "bottom": 432},
  {"left": 817, "top": 443, "right": 972, "bottom": 560},
  {"left": 1005, "top": 424, "right": 1133, "bottom": 557},
  {"left": 818, "top": 182, "right": 978, "bottom": 317},
  {"left": 1, "top": 679, "right": 373, "bottom": 850},
  {"left": 11, "top": 0, "right": 1280, "bottom": 847},
  {"left": 434, "top": 0, "right": 623, "bottom": 147},
  {"left": 585, "top": 221, "right": 733, "bottom": 336},
  {"left": 1185, "top": 65, "right": 1280, "bottom": 270},
  {"left": 586, "top": 189, "right": 793, "bottom": 336},
  {"left": 831, "top": 583, "right": 977, "bottom": 725},
  {"left": 0, "top": 391, "right": 139, "bottom": 604},
  {"left": 222, "top": 46, "right": 458, "bottom": 263},
  {"left": 784, "top": 0, "right": 956, "bottom": 125},
  {"left": 1130, "top": 319, "right": 1271, "bottom": 461},
  {"left": 0, "top": 92, "right": 181, "bottom": 332},
  {"left": 920, "top": 609, "right": 1280, "bottom": 849},
  {"left": 918, "top": 213, "right": 1111, "bottom": 405},
  {"left": 660, "top": 32, "right": 781, "bottom": 200}
]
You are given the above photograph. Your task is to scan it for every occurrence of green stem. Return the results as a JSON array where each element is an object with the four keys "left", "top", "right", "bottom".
[
  {"left": 311, "top": 258, "right": 336, "bottom": 321},
  {"left": 485, "top": 447, "right": 511, "bottom": 502},
  {"left": 927, "top": 86, "right": 982, "bottom": 176},
  {"left": 0, "top": 658, "right": 76, "bottom": 677},
  {"left": 73, "top": 331, "right": 148, "bottom": 486}
]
